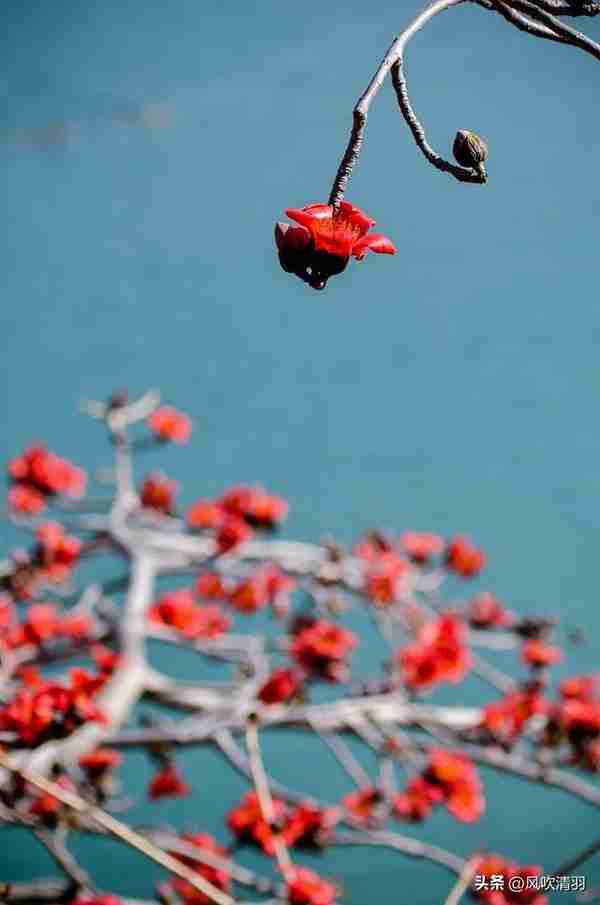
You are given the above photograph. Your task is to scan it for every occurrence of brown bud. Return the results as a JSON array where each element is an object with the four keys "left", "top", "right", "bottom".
[{"left": 453, "top": 130, "right": 488, "bottom": 177}]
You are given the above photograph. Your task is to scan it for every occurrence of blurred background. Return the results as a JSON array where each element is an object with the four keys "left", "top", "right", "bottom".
[{"left": 1, "top": 0, "right": 599, "bottom": 900}]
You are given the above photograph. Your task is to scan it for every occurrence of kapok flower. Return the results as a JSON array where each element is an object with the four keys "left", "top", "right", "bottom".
[
  {"left": 149, "top": 764, "right": 190, "bottom": 800},
  {"left": 291, "top": 619, "right": 358, "bottom": 682},
  {"left": 445, "top": 535, "right": 486, "bottom": 578},
  {"left": 560, "top": 674, "right": 600, "bottom": 701},
  {"left": 259, "top": 668, "right": 303, "bottom": 705},
  {"left": 140, "top": 472, "right": 179, "bottom": 514},
  {"left": 29, "top": 774, "right": 77, "bottom": 825},
  {"left": 74, "top": 898, "right": 122, "bottom": 905},
  {"left": 286, "top": 867, "right": 338, "bottom": 905},
  {"left": 400, "top": 532, "right": 445, "bottom": 565},
  {"left": 147, "top": 405, "right": 192, "bottom": 444},
  {"left": 79, "top": 747, "right": 122, "bottom": 778},
  {"left": 343, "top": 786, "right": 383, "bottom": 826},
  {"left": 35, "top": 522, "right": 82, "bottom": 583},
  {"left": 282, "top": 802, "right": 340, "bottom": 849},
  {"left": 220, "top": 484, "right": 289, "bottom": 528},
  {"left": 472, "top": 854, "right": 548, "bottom": 904},
  {"left": 398, "top": 613, "right": 471, "bottom": 691},
  {"left": 216, "top": 515, "right": 253, "bottom": 553},
  {"left": 8, "top": 444, "right": 86, "bottom": 513},
  {"left": 522, "top": 639, "right": 563, "bottom": 669},
  {"left": 425, "top": 749, "right": 485, "bottom": 822},
  {"left": 394, "top": 776, "right": 443, "bottom": 822},
  {"left": 149, "top": 589, "right": 232, "bottom": 640},
  {"left": 276, "top": 201, "right": 396, "bottom": 290},
  {"left": 482, "top": 688, "right": 548, "bottom": 744},
  {"left": 365, "top": 552, "right": 411, "bottom": 605},
  {"left": 468, "top": 592, "right": 515, "bottom": 629},
  {"left": 166, "top": 832, "right": 231, "bottom": 905},
  {"left": 227, "top": 790, "right": 288, "bottom": 852}
]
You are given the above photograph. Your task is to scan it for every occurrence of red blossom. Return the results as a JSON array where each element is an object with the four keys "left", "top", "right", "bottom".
[
  {"left": 522, "top": 639, "right": 563, "bottom": 668},
  {"left": 0, "top": 669, "right": 107, "bottom": 745},
  {"left": 395, "top": 750, "right": 484, "bottom": 824},
  {"left": 220, "top": 484, "right": 289, "bottom": 528},
  {"left": 227, "top": 790, "right": 288, "bottom": 853},
  {"left": 482, "top": 688, "right": 548, "bottom": 743},
  {"left": 400, "top": 531, "right": 445, "bottom": 564},
  {"left": 468, "top": 592, "right": 515, "bottom": 629},
  {"left": 394, "top": 776, "right": 443, "bottom": 822},
  {"left": 282, "top": 802, "right": 340, "bottom": 849},
  {"left": 277, "top": 201, "right": 395, "bottom": 291},
  {"left": 167, "top": 832, "right": 231, "bottom": 905},
  {"left": 73, "top": 898, "right": 122, "bottom": 905},
  {"left": 8, "top": 444, "right": 86, "bottom": 514},
  {"left": 140, "top": 472, "right": 179, "bottom": 514},
  {"left": 149, "top": 764, "right": 190, "bottom": 800},
  {"left": 445, "top": 535, "right": 486, "bottom": 578},
  {"left": 560, "top": 674, "right": 600, "bottom": 700},
  {"left": 187, "top": 499, "right": 226, "bottom": 530},
  {"left": 79, "top": 747, "right": 122, "bottom": 777},
  {"left": 216, "top": 516, "right": 253, "bottom": 553},
  {"left": 259, "top": 668, "right": 303, "bottom": 705},
  {"left": 343, "top": 786, "right": 382, "bottom": 826},
  {"left": 398, "top": 613, "right": 471, "bottom": 691},
  {"left": 149, "top": 589, "right": 231, "bottom": 640},
  {"left": 291, "top": 619, "right": 358, "bottom": 682},
  {"left": 365, "top": 552, "right": 410, "bottom": 605},
  {"left": 196, "top": 572, "right": 228, "bottom": 599},
  {"left": 286, "top": 867, "right": 338, "bottom": 905},
  {"left": 472, "top": 855, "right": 547, "bottom": 904},
  {"left": 147, "top": 405, "right": 192, "bottom": 444},
  {"left": 29, "top": 774, "right": 76, "bottom": 824}
]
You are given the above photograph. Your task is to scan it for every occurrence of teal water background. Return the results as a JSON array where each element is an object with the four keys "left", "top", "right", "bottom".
[{"left": 1, "top": 0, "right": 600, "bottom": 900}]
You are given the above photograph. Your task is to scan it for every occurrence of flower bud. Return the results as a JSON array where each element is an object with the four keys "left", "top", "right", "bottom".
[{"left": 452, "top": 130, "right": 488, "bottom": 178}]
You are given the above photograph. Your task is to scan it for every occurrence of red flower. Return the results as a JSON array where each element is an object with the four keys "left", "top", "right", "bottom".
[
  {"left": 149, "top": 589, "right": 232, "bottom": 640},
  {"left": 188, "top": 499, "right": 226, "bottom": 530},
  {"left": 30, "top": 775, "right": 76, "bottom": 824},
  {"left": 8, "top": 484, "right": 46, "bottom": 515},
  {"left": 259, "top": 668, "right": 303, "bottom": 705},
  {"left": 395, "top": 750, "right": 484, "bottom": 824},
  {"left": 167, "top": 832, "right": 231, "bottom": 905},
  {"left": 35, "top": 522, "right": 82, "bottom": 583},
  {"left": 79, "top": 747, "right": 122, "bottom": 777},
  {"left": 286, "top": 867, "right": 338, "bottom": 905},
  {"left": 196, "top": 572, "right": 228, "bottom": 599},
  {"left": 216, "top": 516, "right": 253, "bottom": 553},
  {"left": 468, "top": 592, "right": 515, "bottom": 629},
  {"left": 398, "top": 613, "right": 471, "bottom": 691},
  {"left": 74, "top": 898, "right": 122, "bottom": 905},
  {"left": 148, "top": 406, "right": 192, "bottom": 444},
  {"left": 8, "top": 445, "right": 86, "bottom": 513},
  {"left": 394, "top": 776, "right": 443, "bottom": 822},
  {"left": 283, "top": 802, "right": 340, "bottom": 849},
  {"left": 445, "top": 535, "right": 486, "bottom": 578},
  {"left": 343, "top": 786, "right": 382, "bottom": 826},
  {"left": 277, "top": 202, "right": 396, "bottom": 290},
  {"left": 291, "top": 619, "right": 358, "bottom": 682},
  {"left": 365, "top": 552, "right": 410, "bottom": 605},
  {"left": 426, "top": 749, "right": 484, "bottom": 822},
  {"left": 400, "top": 532, "right": 445, "bottom": 564},
  {"left": 149, "top": 764, "right": 190, "bottom": 800},
  {"left": 229, "top": 572, "right": 270, "bottom": 613},
  {"left": 482, "top": 689, "right": 548, "bottom": 743},
  {"left": 0, "top": 670, "right": 106, "bottom": 745},
  {"left": 227, "top": 790, "right": 288, "bottom": 853},
  {"left": 354, "top": 531, "right": 395, "bottom": 562},
  {"left": 220, "top": 484, "right": 289, "bottom": 528},
  {"left": 560, "top": 674, "right": 600, "bottom": 701},
  {"left": 472, "top": 855, "right": 547, "bottom": 904},
  {"left": 522, "top": 639, "right": 563, "bottom": 668},
  {"left": 140, "top": 472, "right": 179, "bottom": 514}
]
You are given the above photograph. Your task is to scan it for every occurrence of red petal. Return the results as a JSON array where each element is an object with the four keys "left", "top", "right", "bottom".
[
  {"left": 353, "top": 233, "right": 397, "bottom": 260},
  {"left": 286, "top": 205, "right": 332, "bottom": 228},
  {"left": 338, "top": 201, "right": 376, "bottom": 234}
]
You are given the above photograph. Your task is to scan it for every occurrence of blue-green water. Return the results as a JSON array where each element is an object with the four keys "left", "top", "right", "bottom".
[{"left": 1, "top": 0, "right": 599, "bottom": 901}]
